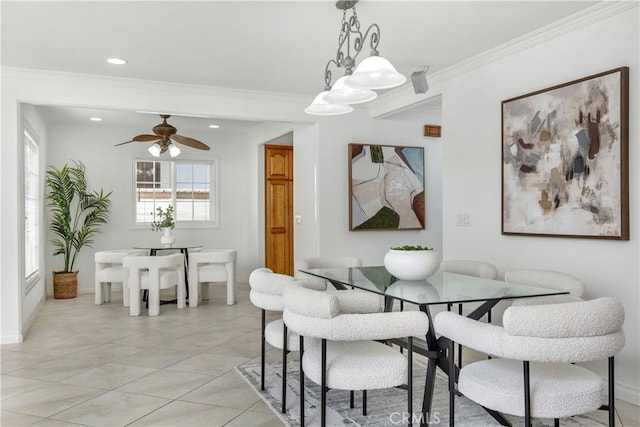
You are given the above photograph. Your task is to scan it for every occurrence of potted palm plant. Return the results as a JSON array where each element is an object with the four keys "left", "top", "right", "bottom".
[{"left": 46, "top": 161, "right": 111, "bottom": 298}]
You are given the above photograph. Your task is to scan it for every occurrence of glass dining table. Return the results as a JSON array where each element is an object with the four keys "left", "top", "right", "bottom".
[{"left": 299, "top": 266, "right": 569, "bottom": 426}]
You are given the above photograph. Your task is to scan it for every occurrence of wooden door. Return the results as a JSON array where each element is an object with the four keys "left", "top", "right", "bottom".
[{"left": 265, "top": 145, "right": 293, "bottom": 275}]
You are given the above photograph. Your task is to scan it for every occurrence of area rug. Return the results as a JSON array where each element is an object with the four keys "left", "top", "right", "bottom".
[{"left": 237, "top": 361, "right": 609, "bottom": 427}]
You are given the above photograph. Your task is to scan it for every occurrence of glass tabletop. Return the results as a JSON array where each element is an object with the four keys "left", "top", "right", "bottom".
[{"left": 299, "top": 266, "right": 569, "bottom": 306}]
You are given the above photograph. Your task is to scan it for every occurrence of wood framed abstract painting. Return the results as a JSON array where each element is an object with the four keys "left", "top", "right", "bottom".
[
  {"left": 349, "top": 143, "right": 425, "bottom": 230},
  {"left": 502, "top": 67, "right": 629, "bottom": 240}
]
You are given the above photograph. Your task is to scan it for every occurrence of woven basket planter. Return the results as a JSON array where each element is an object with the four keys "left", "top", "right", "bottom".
[{"left": 53, "top": 271, "right": 78, "bottom": 299}]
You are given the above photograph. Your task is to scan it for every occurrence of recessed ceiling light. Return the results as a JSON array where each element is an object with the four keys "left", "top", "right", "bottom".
[
  {"left": 208, "top": 124, "right": 220, "bottom": 129},
  {"left": 89, "top": 117, "right": 103, "bottom": 122},
  {"left": 107, "top": 58, "right": 127, "bottom": 65}
]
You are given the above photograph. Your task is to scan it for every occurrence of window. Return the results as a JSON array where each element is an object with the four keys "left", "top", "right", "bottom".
[
  {"left": 24, "top": 128, "right": 39, "bottom": 289},
  {"left": 135, "top": 159, "right": 218, "bottom": 227}
]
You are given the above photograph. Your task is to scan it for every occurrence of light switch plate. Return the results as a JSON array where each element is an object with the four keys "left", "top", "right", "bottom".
[{"left": 456, "top": 213, "right": 471, "bottom": 227}]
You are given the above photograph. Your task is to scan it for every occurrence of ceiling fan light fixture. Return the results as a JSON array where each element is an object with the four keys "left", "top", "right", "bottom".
[
  {"left": 168, "top": 144, "right": 181, "bottom": 158},
  {"left": 305, "top": 91, "right": 354, "bottom": 116},
  {"left": 116, "top": 114, "right": 210, "bottom": 155},
  {"left": 345, "top": 55, "right": 407, "bottom": 90},
  {"left": 148, "top": 143, "right": 161, "bottom": 157},
  {"left": 323, "top": 76, "right": 377, "bottom": 105}
]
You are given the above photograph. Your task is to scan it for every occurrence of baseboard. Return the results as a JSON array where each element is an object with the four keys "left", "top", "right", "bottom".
[
  {"left": 21, "top": 293, "right": 46, "bottom": 338},
  {"left": 615, "top": 380, "right": 639, "bottom": 406},
  {"left": 1, "top": 333, "right": 24, "bottom": 344}
]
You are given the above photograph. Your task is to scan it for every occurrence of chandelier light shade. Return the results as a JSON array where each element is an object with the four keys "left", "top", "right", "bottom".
[
  {"left": 345, "top": 55, "right": 407, "bottom": 90},
  {"left": 305, "top": 0, "right": 406, "bottom": 116},
  {"left": 304, "top": 91, "right": 354, "bottom": 115},
  {"left": 148, "top": 143, "right": 161, "bottom": 157},
  {"left": 323, "top": 76, "right": 378, "bottom": 105}
]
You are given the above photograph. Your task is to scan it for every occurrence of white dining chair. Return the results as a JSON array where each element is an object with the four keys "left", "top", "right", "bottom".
[
  {"left": 440, "top": 259, "right": 498, "bottom": 279},
  {"left": 94, "top": 249, "right": 147, "bottom": 306},
  {"left": 435, "top": 297, "right": 625, "bottom": 427},
  {"left": 284, "top": 283, "right": 430, "bottom": 427},
  {"left": 504, "top": 269, "right": 585, "bottom": 306},
  {"left": 187, "top": 249, "right": 236, "bottom": 307},
  {"left": 124, "top": 253, "right": 186, "bottom": 316},
  {"left": 295, "top": 256, "right": 363, "bottom": 290},
  {"left": 248, "top": 267, "right": 298, "bottom": 413}
]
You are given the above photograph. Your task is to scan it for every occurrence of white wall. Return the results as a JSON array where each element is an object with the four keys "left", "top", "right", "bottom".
[
  {"left": 293, "top": 123, "right": 321, "bottom": 259},
  {"left": 441, "top": 7, "right": 639, "bottom": 402},
  {"left": 44, "top": 121, "right": 280, "bottom": 292},
  {"left": 296, "top": 108, "right": 443, "bottom": 265}
]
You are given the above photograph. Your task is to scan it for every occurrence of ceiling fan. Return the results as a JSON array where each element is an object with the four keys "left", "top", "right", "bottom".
[{"left": 116, "top": 114, "right": 210, "bottom": 157}]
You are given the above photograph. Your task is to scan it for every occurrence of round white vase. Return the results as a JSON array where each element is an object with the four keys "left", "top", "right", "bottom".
[
  {"left": 383, "top": 249, "right": 441, "bottom": 281},
  {"left": 160, "top": 227, "right": 175, "bottom": 247}
]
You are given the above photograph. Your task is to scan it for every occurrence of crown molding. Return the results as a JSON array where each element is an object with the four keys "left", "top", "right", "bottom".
[
  {"left": 1, "top": 67, "right": 310, "bottom": 104},
  {"left": 371, "top": 1, "right": 638, "bottom": 119}
]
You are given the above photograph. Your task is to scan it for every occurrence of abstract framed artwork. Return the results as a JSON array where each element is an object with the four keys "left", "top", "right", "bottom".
[
  {"left": 502, "top": 67, "right": 629, "bottom": 240},
  {"left": 349, "top": 143, "right": 425, "bottom": 230}
]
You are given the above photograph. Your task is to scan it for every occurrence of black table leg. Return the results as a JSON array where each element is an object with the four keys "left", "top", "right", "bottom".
[
  {"left": 181, "top": 248, "right": 190, "bottom": 301},
  {"left": 144, "top": 248, "right": 190, "bottom": 305}
]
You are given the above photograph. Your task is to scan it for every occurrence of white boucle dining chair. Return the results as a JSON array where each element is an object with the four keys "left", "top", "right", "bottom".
[
  {"left": 94, "top": 249, "right": 147, "bottom": 306},
  {"left": 187, "top": 249, "right": 236, "bottom": 307},
  {"left": 440, "top": 260, "right": 498, "bottom": 279},
  {"left": 124, "top": 253, "right": 186, "bottom": 316},
  {"left": 283, "top": 284, "right": 430, "bottom": 427},
  {"left": 504, "top": 269, "right": 585, "bottom": 306},
  {"left": 248, "top": 267, "right": 306, "bottom": 414},
  {"left": 294, "top": 256, "right": 363, "bottom": 290},
  {"left": 434, "top": 297, "right": 625, "bottom": 427}
]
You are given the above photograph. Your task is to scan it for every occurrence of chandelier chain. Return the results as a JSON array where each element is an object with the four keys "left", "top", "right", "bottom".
[{"left": 325, "top": 5, "right": 381, "bottom": 88}]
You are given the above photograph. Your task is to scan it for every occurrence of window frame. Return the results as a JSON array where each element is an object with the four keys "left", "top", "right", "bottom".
[
  {"left": 23, "top": 124, "right": 40, "bottom": 292},
  {"left": 132, "top": 156, "right": 219, "bottom": 229}
]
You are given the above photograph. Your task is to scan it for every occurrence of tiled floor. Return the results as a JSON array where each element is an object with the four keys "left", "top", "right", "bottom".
[
  {"left": 2, "top": 285, "right": 639, "bottom": 427},
  {"left": 1, "top": 285, "right": 286, "bottom": 426}
]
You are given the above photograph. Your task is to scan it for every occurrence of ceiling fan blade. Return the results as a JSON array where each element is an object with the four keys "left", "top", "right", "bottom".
[
  {"left": 132, "top": 134, "right": 161, "bottom": 142},
  {"left": 115, "top": 134, "right": 159, "bottom": 146},
  {"left": 172, "top": 134, "right": 210, "bottom": 151}
]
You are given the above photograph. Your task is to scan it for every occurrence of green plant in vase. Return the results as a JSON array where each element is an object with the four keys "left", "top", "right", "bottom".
[
  {"left": 151, "top": 205, "right": 176, "bottom": 246},
  {"left": 390, "top": 245, "right": 433, "bottom": 251},
  {"left": 150, "top": 205, "right": 175, "bottom": 231}
]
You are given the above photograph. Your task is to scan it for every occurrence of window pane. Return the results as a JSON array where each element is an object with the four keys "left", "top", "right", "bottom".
[
  {"left": 24, "top": 129, "right": 39, "bottom": 281},
  {"left": 176, "top": 164, "right": 192, "bottom": 185},
  {"left": 193, "top": 164, "right": 208, "bottom": 183},
  {"left": 135, "top": 159, "right": 216, "bottom": 226},
  {"left": 193, "top": 201, "right": 210, "bottom": 221},
  {"left": 175, "top": 200, "right": 193, "bottom": 221}
]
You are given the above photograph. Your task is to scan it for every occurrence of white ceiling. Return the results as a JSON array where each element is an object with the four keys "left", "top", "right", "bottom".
[{"left": 2, "top": 0, "right": 598, "bottom": 128}]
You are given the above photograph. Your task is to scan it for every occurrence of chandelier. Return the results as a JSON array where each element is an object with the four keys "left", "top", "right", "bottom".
[{"left": 305, "top": 0, "right": 406, "bottom": 116}]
